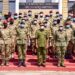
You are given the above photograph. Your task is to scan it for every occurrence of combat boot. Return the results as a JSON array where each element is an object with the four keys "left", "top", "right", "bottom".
[
  {"left": 5, "top": 60, "right": 9, "bottom": 66},
  {"left": 41, "top": 63, "right": 46, "bottom": 67},
  {"left": 61, "top": 63, "right": 66, "bottom": 67},
  {"left": 18, "top": 59, "right": 22, "bottom": 67},
  {"left": 22, "top": 59, "right": 26, "bottom": 67},
  {"left": 1, "top": 60, "right": 5, "bottom": 66}
]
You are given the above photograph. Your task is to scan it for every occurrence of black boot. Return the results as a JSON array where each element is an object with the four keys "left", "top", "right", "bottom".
[
  {"left": 18, "top": 59, "right": 22, "bottom": 67},
  {"left": 22, "top": 59, "right": 26, "bottom": 67}
]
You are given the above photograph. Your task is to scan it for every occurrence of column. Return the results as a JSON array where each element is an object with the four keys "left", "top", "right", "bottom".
[
  {"left": 15, "top": 0, "right": 19, "bottom": 14},
  {"left": 59, "top": 0, "right": 62, "bottom": 14},
  {"left": 3, "top": 0, "right": 9, "bottom": 15},
  {"left": 62, "top": 0, "right": 68, "bottom": 19}
]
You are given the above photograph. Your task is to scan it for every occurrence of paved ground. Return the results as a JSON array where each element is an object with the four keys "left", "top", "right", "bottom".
[{"left": 0, "top": 71, "right": 75, "bottom": 75}]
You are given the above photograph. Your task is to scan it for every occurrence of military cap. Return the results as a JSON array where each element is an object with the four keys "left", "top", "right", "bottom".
[
  {"left": 56, "top": 11, "right": 59, "bottom": 14},
  {"left": 39, "top": 12, "right": 43, "bottom": 14},
  {"left": 28, "top": 10, "right": 32, "bottom": 13},
  {"left": 49, "top": 10, "right": 53, "bottom": 13},
  {"left": 19, "top": 13, "right": 22, "bottom": 15}
]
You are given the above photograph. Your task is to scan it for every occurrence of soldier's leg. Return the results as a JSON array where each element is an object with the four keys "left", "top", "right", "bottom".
[
  {"left": 32, "top": 38, "right": 36, "bottom": 55},
  {"left": 5, "top": 44, "right": 10, "bottom": 65},
  {"left": 37, "top": 47, "right": 42, "bottom": 65},
  {"left": 41, "top": 47, "right": 46, "bottom": 66},
  {"left": 11, "top": 38, "right": 16, "bottom": 58},
  {"left": 56, "top": 46, "right": 61, "bottom": 66},
  {"left": 17, "top": 44, "right": 23, "bottom": 66},
  {"left": 1, "top": 44, "right": 5, "bottom": 65},
  {"left": 61, "top": 46, "right": 66, "bottom": 67},
  {"left": 21, "top": 44, "right": 26, "bottom": 66}
]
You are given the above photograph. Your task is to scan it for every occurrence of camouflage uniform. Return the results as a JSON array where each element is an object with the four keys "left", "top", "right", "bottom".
[
  {"left": 31, "top": 20, "right": 40, "bottom": 54},
  {"left": 1, "top": 27, "right": 12, "bottom": 65},
  {"left": 35, "top": 27, "right": 49, "bottom": 66},
  {"left": 16, "top": 25, "right": 28, "bottom": 67},
  {"left": 54, "top": 26, "right": 67, "bottom": 67},
  {"left": 9, "top": 24, "right": 17, "bottom": 58}
]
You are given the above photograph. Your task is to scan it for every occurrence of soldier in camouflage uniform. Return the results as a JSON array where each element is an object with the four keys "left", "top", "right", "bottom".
[
  {"left": 35, "top": 24, "right": 49, "bottom": 67},
  {"left": 28, "top": 10, "right": 33, "bottom": 23},
  {"left": 31, "top": 19, "right": 40, "bottom": 55},
  {"left": 8, "top": 17, "right": 17, "bottom": 59},
  {"left": 65, "top": 19, "right": 73, "bottom": 58},
  {"left": 16, "top": 20, "right": 28, "bottom": 67},
  {"left": 54, "top": 25, "right": 67, "bottom": 67},
  {"left": 38, "top": 12, "right": 44, "bottom": 23},
  {"left": 49, "top": 11, "right": 54, "bottom": 26},
  {"left": 1, "top": 20, "right": 12, "bottom": 66},
  {"left": 0, "top": 21, "right": 5, "bottom": 66},
  {"left": 50, "top": 19, "right": 59, "bottom": 57}
]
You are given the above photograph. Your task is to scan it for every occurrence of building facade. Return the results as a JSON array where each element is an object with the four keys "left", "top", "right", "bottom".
[{"left": 0, "top": 0, "right": 75, "bottom": 19}]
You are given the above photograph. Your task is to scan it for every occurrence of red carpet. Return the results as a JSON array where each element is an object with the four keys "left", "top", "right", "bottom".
[{"left": 0, "top": 52, "right": 75, "bottom": 72}]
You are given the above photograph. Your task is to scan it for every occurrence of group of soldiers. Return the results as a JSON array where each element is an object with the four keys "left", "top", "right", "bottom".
[{"left": 0, "top": 10, "right": 75, "bottom": 67}]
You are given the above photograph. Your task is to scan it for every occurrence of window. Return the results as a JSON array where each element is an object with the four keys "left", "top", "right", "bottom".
[
  {"left": 45, "top": 0, "right": 51, "bottom": 3},
  {"left": 19, "top": 0, "right": 26, "bottom": 3},
  {"left": 26, "top": 0, "right": 33, "bottom": 3},
  {"left": 9, "top": 0, "right": 15, "bottom": 13},
  {"left": 0, "top": 0, "right": 2, "bottom": 2},
  {"left": 19, "top": 0, "right": 58, "bottom": 9},
  {"left": 9, "top": 0, "right": 15, "bottom": 2},
  {"left": 33, "top": 0, "right": 45, "bottom": 3},
  {"left": 0, "top": 1, "right": 2, "bottom": 13},
  {"left": 52, "top": 0, "right": 59, "bottom": 3}
]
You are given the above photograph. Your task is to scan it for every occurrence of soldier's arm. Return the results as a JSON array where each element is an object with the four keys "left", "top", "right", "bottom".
[
  {"left": 35, "top": 30, "right": 39, "bottom": 48},
  {"left": 46, "top": 30, "right": 49, "bottom": 48},
  {"left": 54, "top": 31, "right": 57, "bottom": 43},
  {"left": 0, "top": 30, "right": 3, "bottom": 39},
  {"left": 65, "top": 31, "right": 68, "bottom": 45}
]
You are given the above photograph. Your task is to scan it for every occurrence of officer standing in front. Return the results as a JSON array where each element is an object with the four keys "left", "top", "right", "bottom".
[{"left": 35, "top": 23, "right": 49, "bottom": 67}]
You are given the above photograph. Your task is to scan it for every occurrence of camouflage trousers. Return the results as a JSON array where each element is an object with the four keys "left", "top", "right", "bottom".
[
  {"left": 1, "top": 44, "right": 10, "bottom": 64},
  {"left": 31, "top": 38, "right": 36, "bottom": 53},
  {"left": 56, "top": 46, "right": 66, "bottom": 65},
  {"left": 10, "top": 37, "right": 16, "bottom": 56},
  {"left": 17, "top": 44, "right": 27, "bottom": 60},
  {"left": 37, "top": 47, "right": 47, "bottom": 65}
]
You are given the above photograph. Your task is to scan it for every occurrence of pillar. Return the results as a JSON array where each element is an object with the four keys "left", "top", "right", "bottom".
[{"left": 3, "top": 0, "right": 9, "bottom": 15}]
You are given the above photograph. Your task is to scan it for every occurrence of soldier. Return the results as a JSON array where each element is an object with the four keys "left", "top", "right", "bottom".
[
  {"left": 1, "top": 20, "right": 12, "bottom": 66},
  {"left": 49, "top": 11, "right": 54, "bottom": 26},
  {"left": 71, "top": 17, "right": 75, "bottom": 56},
  {"left": 52, "top": 19, "right": 59, "bottom": 35},
  {"left": 55, "top": 11, "right": 60, "bottom": 17},
  {"left": 65, "top": 22, "right": 73, "bottom": 59},
  {"left": 19, "top": 13, "right": 22, "bottom": 19},
  {"left": 14, "top": 13, "right": 20, "bottom": 26},
  {"left": 8, "top": 17, "right": 17, "bottom": 59},
  {"left": 38, "top": 12, "right": 44, "bottom": 23},
  {"left": 0, "top": 22, "right": 5, "bottom": 66},
  {"left": 28, "top": 10, "right": 33, "bottom": 23},
  {"left": 49, "top": 19, "right": 59, "bottom": 58},
  {"left": 16, "top": 20, "right": 28, "bottom": 67},
  {"left": 31, "top": 19, "right": 40, "bottom": 55},
  {"left": 54, "top": 25, "right": 67, "bottom": 67},
  {"left": 35, "top": 24, "right": 49, "bottom": 67}
]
